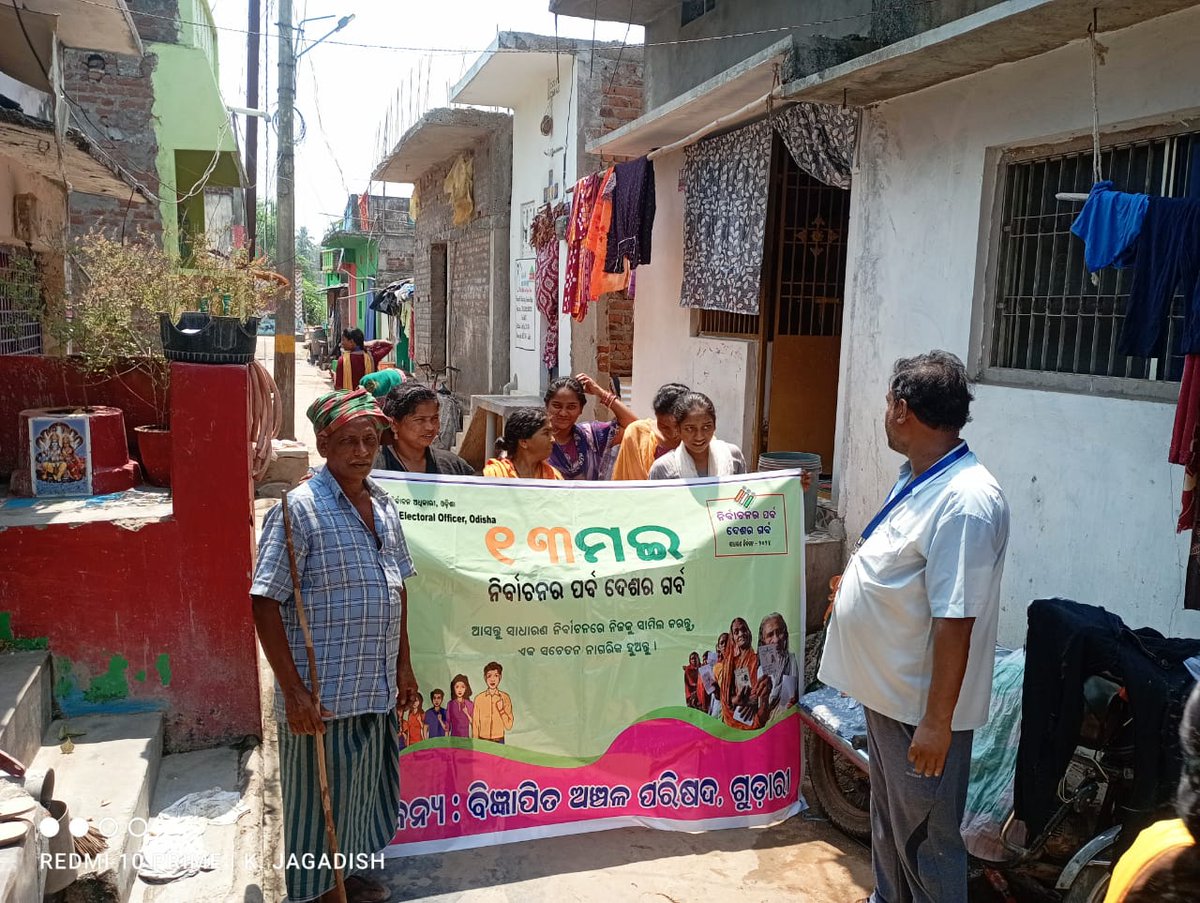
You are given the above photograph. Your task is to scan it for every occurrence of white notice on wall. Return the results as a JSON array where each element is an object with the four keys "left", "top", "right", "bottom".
[{"left": 514, "top": 258, "right": 536, "bottom": 353}]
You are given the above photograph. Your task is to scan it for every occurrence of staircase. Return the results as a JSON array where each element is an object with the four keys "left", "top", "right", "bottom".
[{"left": 0, "top": 652, "right": 164, "bottom": 902}]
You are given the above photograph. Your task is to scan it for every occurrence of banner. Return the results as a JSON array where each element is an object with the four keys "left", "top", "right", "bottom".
[{"left": 380, "top": 470, "right": 807, "bottom": 854}]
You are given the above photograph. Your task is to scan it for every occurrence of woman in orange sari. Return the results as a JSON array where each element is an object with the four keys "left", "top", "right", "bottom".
[
  {"left": 718, "top": 617, "right": 763, "bottom": 730},
  {"left": 483, "top": 408, "right": 564, "bottom": 480}
]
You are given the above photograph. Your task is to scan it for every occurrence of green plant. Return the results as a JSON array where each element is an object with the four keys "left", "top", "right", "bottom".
[
  {"left": 39, "top": 232, "right": 282, "bottom": 417},
  {"left": 43, "top": 233, "right": 185, "bottom": 378}
]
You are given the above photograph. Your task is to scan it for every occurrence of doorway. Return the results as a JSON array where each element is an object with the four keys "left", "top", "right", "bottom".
[
  {"left": 759, "top": 136, "right": 849, "bottom": 475},
  {"left": 430, "top": 243, "right": 448, "bottom": 370}
]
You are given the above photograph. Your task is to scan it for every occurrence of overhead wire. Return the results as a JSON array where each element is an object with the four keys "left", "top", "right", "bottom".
[{"left": 69, "top": 0, "right": 947, "bottom": 54}]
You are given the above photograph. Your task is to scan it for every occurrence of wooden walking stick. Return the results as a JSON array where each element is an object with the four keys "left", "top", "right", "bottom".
[{"left": 281, "top": 492, "right": 348, "bottom": 903}]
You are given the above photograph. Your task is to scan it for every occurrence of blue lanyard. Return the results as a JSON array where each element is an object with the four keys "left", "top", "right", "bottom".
[{"left": 856, "top": 443, "right": 970, "bottom": 548}]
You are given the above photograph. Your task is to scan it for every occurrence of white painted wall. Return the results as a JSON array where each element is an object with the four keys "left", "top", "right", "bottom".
[
  {"left": 837, "top": 6, "right": 1200, "bottom": 646},
  {"left": 506, "top": 59, "right": 581, "bottom": 394},
  {"left": 629, "top": 150, "right": 757, "bottom": 455}
]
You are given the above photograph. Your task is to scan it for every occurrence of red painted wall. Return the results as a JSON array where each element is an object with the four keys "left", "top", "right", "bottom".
[
  {"left": 0, "top": 357, "right": 167, "bottom": 478},
  {"left": 0, "top": 361, "right": 260, "bottom": 751}
]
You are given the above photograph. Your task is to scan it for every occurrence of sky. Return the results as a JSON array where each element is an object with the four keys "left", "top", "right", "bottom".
[{"left": 206, "top": 0, "right": 644, "bottom": 238}]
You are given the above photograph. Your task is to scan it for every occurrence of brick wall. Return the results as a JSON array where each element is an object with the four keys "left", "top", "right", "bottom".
[
  {"left": 60, "top": 0, "right": 182, "bottom": 244},
  {"left": 128, "top": 0, "right": 180, "bottom": 44},
  {"left": 411, "top": 119, "right": 513, "bottom": 399},
  {"left": 597, "top": 291, "right": 634, "bottom": 379},
  {"left": 579, "top": 48, "right": 646, "bottom": 169},
  {"left": 575, "top": 48, "right": 644, "bottom": 384}
]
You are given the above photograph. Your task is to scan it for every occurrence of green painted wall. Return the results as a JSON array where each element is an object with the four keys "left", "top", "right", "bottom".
[
  {"left": 322, "top": 235, "right": 380, "bottom": 331},
  {"left": 149, "top": 38, "right": 241, "bottom": 259}
]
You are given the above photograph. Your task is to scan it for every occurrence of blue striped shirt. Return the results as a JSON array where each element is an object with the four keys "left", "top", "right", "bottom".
[{"left": 251, "top": 467, "right": 416, "bottom": 718}]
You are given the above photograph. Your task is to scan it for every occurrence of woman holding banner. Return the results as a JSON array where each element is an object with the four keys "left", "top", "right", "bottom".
[
  {"left": 483, "top": 408, "right": 564, "bottom": 480},
  {"left": 648, "top": 393, "right": 747, "bottom": 480},
  {"left": 544, "top": 375, "right": 638, "bottom": 480}
]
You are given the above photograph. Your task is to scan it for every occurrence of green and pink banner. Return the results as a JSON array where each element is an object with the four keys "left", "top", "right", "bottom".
[{"left": 379, "top": 470, "right": 807, "bottom": 853}]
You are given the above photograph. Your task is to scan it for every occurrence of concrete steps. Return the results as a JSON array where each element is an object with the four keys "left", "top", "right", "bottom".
[
  {"left": 0, "top": 652, "right": 51, "bottom": 903},
  {"left": 32, "top": 712, "right": 164, "bottom": 903},
  {"left": 0, "top": 651, "right": 53, "bottom": 772}
]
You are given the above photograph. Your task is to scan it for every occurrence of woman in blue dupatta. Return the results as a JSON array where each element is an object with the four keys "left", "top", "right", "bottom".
[{"left": 544, "top": 374, "right": 639, "bottom": 480}]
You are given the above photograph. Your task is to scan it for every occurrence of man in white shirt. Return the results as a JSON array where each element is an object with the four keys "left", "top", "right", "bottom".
[{"left": 819, "top": 351, "right": 1009, "bottom": 903}]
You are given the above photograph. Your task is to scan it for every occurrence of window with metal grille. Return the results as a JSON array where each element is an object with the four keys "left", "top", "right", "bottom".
[
  {"left": 0, "top": 245, "right": 43, "bottom": 356},
  {"left": 681, "top": 0, "right": 716, "bottom": 28},
  {"left": 698, "top": 308, "right": 759, "bottom": 338},
  {"left": 987, "top": 129, "right": 1198, "bottom": 391}
]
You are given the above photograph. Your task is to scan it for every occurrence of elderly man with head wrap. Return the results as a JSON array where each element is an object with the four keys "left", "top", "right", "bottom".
[{"left": 250, "top": 387, "right": 415, "bottom": 903}]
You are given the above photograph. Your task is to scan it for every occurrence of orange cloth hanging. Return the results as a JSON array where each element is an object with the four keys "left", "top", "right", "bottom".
[{"left": 584, "top": 168, "right": 630, "bottom": 302}]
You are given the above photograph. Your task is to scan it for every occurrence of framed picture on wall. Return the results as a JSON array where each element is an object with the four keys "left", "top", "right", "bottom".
[{"left": 29, "top": 415, "right": 93, "bottom": 498}]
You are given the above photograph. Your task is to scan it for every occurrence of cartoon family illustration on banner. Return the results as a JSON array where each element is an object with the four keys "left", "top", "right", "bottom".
[{"left": 400, "top": 662, "right": 516, "bottom": 748}]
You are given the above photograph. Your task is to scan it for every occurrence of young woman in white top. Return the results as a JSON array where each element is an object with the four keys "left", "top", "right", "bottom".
[{"left": 648, "top": 392, "right": 746, "bottom": 479}]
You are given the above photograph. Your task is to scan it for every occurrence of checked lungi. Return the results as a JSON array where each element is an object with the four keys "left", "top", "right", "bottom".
[{"left": 278, "top": 711, "right": 401, "bottom": 902}]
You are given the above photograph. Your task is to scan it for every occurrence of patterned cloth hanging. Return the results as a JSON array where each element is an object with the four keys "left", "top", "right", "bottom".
[
  {"left": 679, "top": 120, "right": 773, "bottom": 314},
  {"left": 564, "top": 172, "right": 602, "bottom": 321},
  {"left": 530, "top": 204, "right": 566, "bottom": 370},
  {"left": 772, "top": 102, "right": 858, "bottom": 191}
]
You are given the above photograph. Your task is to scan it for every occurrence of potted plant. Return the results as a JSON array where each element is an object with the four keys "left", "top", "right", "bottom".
[
  {"left": 158, "top": 246, "right": 285, "bottom": 364},
  {"left": 39, "top": 233, "right": 279, "bottom": 487}
]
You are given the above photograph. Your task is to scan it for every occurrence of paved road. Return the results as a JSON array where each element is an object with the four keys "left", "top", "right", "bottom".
[
  {"left": 376, "top": 810, "right": 871, "bottom": 902},
  {"left": 255, "top": 335, "right": 328, "bottom": 453}
]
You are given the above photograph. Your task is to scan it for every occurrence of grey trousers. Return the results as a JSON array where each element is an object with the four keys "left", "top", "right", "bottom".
[{"left": 865, "top": 707, "right": 974, "bottom": 903}]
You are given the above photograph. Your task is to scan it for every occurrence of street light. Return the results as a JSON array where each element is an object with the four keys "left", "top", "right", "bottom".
[{"left": 296, "top": 14, "right": 355, "bottom": 60}]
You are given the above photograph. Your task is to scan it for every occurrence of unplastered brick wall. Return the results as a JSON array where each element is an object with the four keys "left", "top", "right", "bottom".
[
  {"left": 578, "top": 47, "right": 646, "bottom": 170},
  {"left": 596, "top": 291, "right": 634, "bottom": 379},
  {"left": 62, "top": 1, "right": 176, "bottom": 243},
  {"left": 128, "top": 0, "right": 181, "bottom": 44},
  {"left": 576, "top": 47, "right": 644, "bottom": 383},
  {"left": 411, "top": 119, "right": 513, "bottom": 399}
]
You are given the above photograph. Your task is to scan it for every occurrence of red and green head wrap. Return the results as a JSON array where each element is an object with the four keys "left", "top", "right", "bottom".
[{"left": 307, "top": 388, "right": 390, "bottom": 439}]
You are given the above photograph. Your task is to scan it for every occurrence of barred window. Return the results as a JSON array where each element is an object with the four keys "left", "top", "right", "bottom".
[
  {"left": 681, "top": 0, "right": 716, "bottom": 28},
  {"left": 988, "top": 130, "right": 1198, "bottom": 390},
  {"left": 0, "top": 245, "right": 43, "bottom": 356}
]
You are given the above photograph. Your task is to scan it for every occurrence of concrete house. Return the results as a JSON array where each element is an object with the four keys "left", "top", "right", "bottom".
[
  {"left": 449, "top": 32, "right": 645, "bottom": 397},
  {"left": 0, "top": 0, "right": 148, "bottom": 355},
  {"left": 62, "top": 0, "right": 244, "bottom": 259},
  {"left": 321, "top": 192, "right": 415, "bottom": 366},
  {"left": 373, "top": 109, "right": 513, "bottom": 400},
  {"left": 562, "top": 0, "right": 1200, "bottom": 644}
]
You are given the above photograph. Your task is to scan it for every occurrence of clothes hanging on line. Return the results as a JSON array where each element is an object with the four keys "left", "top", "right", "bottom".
[
  {"left": 564, "top": 171, "right": 602, "bottom": 321},
  {"left": 530, "top": 203, "right": 566, "bottom": 370},
  {"left": 1172, "top": 355, "right": 1200, "bottom": 532},
  {"left": 1120, "top": 196, "right": 1200, "bottom": 358},
  {"left": 584, "top": 167, "right": 631, "bottom": 301},
  {"left": 604, "top": 157, "right": 656, "bottom": 273},
  {"left": 1070, "top": 180, "right": 1148, "bottom": 272},
  {"left": 1070, "top": 185, "right": 1200, "bottom": 357}
]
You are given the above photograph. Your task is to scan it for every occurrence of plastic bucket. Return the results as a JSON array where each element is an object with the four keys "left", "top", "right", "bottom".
[{"left": 758, "top": 452, "right": 822, "bottom": 533}]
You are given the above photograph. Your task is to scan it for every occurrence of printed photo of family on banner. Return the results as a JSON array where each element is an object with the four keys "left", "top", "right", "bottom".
[{"left": 378, "top": 469, "right": 807, "bottom": 855}]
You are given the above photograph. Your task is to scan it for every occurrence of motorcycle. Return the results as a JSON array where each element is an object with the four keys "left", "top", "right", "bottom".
[{"left": 799, "top": 665, "right": 1139, "bottom": 903}]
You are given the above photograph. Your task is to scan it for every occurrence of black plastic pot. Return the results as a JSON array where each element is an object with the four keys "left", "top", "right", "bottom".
[{"left": 159, "top": 312, "right": 260, "bottom": 364}]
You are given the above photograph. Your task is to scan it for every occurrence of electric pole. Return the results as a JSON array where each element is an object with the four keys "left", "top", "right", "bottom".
[
  {"left": 275, "top": 0, "right": 296, "bottom": 440},
  {"left": 245, "top": 0, "right": 260, "bottom": 258}
]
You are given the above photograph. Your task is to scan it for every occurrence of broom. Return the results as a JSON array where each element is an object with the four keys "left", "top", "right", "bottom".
[{"left": 281, "top": 493, "right": 347, "bottom": 903}]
